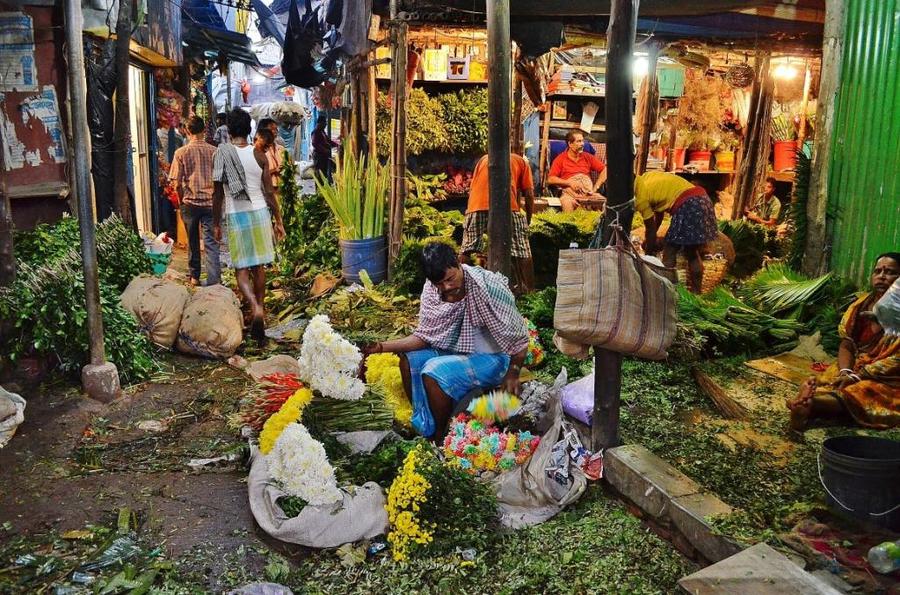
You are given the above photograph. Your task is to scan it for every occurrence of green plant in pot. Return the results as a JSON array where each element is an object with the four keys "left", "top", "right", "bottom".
[
  {"left": 771, "top": 111, "right": 799, "bottom": 172},
  {"left": 315, "top": 147, "right": 390, "bottom": 284}
]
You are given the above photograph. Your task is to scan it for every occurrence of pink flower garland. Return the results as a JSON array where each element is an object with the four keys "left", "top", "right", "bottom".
[{"left": 442, "top": 413, "right": 540, "bottom": 473}]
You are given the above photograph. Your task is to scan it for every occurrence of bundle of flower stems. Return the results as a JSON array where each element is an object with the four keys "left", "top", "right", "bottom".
[{"left": 302, "top": 391, "right": 395, "bottom": 433}]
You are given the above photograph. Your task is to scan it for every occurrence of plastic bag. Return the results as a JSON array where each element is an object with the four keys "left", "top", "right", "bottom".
[
  {"left": 492, "top": 395, "right": 587, "bottom": 528},
  {"left": 0, "top": 387, "right": 26, "bottom": 448},
  {"left": 560, "top": 372, "right": 595, "bottom": 426},
  {"left": 874, "top": 278, "right": 900, "bottom": 337}
]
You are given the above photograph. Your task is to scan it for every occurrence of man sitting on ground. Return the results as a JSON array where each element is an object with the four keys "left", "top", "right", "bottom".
[
  {"left": 745, "top": 177, "right": 782, "bottom": 227},
  {"left": 546, "top": 129, "right": 607, "bottom": 212},
  {"left": 362, "top": 242, "right": 529, "bottom": 441}
]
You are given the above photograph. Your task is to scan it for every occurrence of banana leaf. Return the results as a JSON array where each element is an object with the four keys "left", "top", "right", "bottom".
[{"left": 742, "top": 263, "right": 832, "bottom": 313}]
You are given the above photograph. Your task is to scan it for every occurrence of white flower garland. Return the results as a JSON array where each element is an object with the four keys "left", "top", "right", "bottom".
[
  {"left": 266, "top": 423, "right": 342, "bottom": 506},
  {"left": 298, "top": 315, "right": 365, "bottom": 401}
]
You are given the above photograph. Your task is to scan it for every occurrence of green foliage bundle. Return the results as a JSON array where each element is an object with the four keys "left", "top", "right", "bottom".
[
  {"left": 786, "top": 150, "right": 811, "bottom": 270},
  {"left": 278, "top": 152, "right": 340, "bottom": 278},
  {"left": 528, "top": 210, "right": 602, "bottom": 289},
  {"left": 339, "top": 438, "right": 424, "bottom": 488},
  {"left": 374, "top": 88, "right": 489, "bottom": 157},
  {"left": 302, "top": 391, "right": 395, "bottom": 434},
  {"left": 13, "top": 215, "right": 151, "bottom": 291},
  {"left": 1, "top": 216, "right": 156, "bottom": 382},
  {"left": 438, "top": 89, "right": 489, "bottom": 155},
  {"left": 316, "top": 148, "right": 388, "bottom": 240},
  {"left": 676, "top": 286, "right": 802, "bottom": 355},
  {"left": 718, "top": 219, "right": 766, "bottom": 278},
  {"left": 375, "top": 89, "right": 449, "bottom": 157}
]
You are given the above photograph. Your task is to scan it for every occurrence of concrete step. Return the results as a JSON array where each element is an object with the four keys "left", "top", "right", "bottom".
[
  {"left": 678, "top": 543, "right": 845, "bottom": 594},
  {"left": 604, "top": 444, "right": 742, "bottom": 563}
]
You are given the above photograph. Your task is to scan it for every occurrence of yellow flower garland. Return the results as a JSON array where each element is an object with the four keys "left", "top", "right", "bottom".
[
  {"left": 365, "top": 353, "right": 413, "bottom": 426},
  {"left": 385, "top": 446, "right": 434, "bottom": 561},
  {"left": 258, "top": 388, "right": 314, "bottom": 454}
]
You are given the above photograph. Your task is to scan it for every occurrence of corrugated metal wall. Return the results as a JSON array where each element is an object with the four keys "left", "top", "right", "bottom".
[{"left": 827, "top": 0, "right": 900, "bottom": 284}]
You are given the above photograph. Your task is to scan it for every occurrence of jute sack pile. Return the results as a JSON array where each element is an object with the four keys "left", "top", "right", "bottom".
[
  {"left": 554, "top": 229, "right": 676, "bottom": 360},
  {"left": 120, "top": 276, "right": 190, "bottom": 349},
  {"left": 177, "top": 285, "right": 244, "bottom": 359}
]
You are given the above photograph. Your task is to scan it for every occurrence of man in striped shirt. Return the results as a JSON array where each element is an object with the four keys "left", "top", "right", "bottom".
[{"left": 170, "top": 116, "right": 221, "bottom": 286}]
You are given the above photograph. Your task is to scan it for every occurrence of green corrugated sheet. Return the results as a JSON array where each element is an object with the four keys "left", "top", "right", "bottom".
[{"left": 827, "top": 0, "right": 900, "bottom": 284}]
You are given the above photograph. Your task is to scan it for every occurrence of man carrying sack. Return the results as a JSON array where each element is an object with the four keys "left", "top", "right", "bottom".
[
  {"left": 362, "top": 242, "right": 529, "bottom": 441},
  {"left": 636, "top": 171, "right": 718, "bottom": 294}
]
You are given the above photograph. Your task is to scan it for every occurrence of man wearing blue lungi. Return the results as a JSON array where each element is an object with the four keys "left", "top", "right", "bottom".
[{"left": 362, "top": 242, "right": 529, "bottom": 440}]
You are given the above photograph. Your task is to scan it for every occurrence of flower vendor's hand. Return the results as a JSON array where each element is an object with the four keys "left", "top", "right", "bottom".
[
  {"left": 501, "top": 368, "right": 521, "bottom": 396},
  {"left": 357, "top": 342, "right": 381, "bottom": 379}
]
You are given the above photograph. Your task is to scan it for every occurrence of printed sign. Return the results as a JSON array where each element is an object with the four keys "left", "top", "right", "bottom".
[{"left": 0, "top": 12, "right": 38, "bottom": 91}]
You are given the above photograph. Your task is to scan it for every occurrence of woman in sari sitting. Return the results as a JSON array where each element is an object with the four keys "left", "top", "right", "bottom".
[{"left": 787, "top": 253, "right": 900, "bottom": 431}]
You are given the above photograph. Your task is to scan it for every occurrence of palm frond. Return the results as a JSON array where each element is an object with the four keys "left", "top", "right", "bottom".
[{"left": 742, "top": 263, "right": 833, "bottom": 313}]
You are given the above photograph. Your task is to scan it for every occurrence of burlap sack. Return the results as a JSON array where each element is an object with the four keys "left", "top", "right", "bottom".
[
  {"left": 176, "top": 285, "right": 243, "bottom": 359},
  {"left": 554, "top": 231, "right": 676, "bottom": 360},
  {"left": 0, "top": 387, "right": 26, "bottom": 449},
  {"left": 120, "top": 276, "right": 190, "bottom": 349}
]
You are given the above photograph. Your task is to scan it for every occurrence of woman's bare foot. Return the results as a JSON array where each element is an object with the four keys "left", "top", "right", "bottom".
[{"left": 787, "top": 377, "right": 817, "bottom": 432}]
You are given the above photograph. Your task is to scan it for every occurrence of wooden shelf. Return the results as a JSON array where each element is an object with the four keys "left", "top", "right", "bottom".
[
  {"left": 548, "top": 91, "right": 606, "bottom": 100},
  {"left": 376, "top": 77, "right": 487, "bottom": 85}
]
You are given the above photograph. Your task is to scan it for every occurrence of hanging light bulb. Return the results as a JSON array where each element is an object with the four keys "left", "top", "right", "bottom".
[
  {"left": 774, "top": 62, "right": 798, "bottom": 80},
  {"left": 633, "top": 56, "right": 649, "bottom": 76}
]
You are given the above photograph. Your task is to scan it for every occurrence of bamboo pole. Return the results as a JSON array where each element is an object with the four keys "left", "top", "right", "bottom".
[
  {"left": 635, "top": 43, "right": 660, "bottom": 175},
  {"left": 486, "top": 0, "right": 512, "bottom": 278},
  {"left": 539, "top": 103, "right": 552, "bottom": 193},
  {"left": 511, "top": 74, "right": 524, "bottom": 154},
  {"left": 387, "top": 15, "right": 409, "bottom": 277},
  {"left": 796, "top": 63, "right": 812, "bottom": 150},
  {"left": 732, "top": 53, "right": 774, "bottom": 220},
  {"left": 65, "top": 0, "right": 107, "bottom": 367},
  {"left": 367, "top": 64, "right": 377, "bottom": 163},
  {"left": 593, "top": 0, "right": 639, "bottom": 453}
]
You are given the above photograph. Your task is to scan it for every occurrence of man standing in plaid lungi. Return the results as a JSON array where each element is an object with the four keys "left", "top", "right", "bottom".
[
  {"left": 362, "top": 243, "right": 529, "bottom": 442},
  {"left": 212, "top": 109, "right": 286, "bottom": 345},
  {"left": 459, "top": 152, "right": 535, "bottom": 295}
]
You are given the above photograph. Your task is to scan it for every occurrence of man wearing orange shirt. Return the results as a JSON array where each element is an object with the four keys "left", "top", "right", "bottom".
[
  {"left": 459, "top": 152, "right": 535, "bottom": 295},
  {"left": 547, "top": 129, "right": 607, "bottom": 212}
]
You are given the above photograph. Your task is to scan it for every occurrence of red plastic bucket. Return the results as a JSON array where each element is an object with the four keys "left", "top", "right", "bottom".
[
  {"left": 773, "top": 140, "right": 798, "bottom": 172},
  {"left": 667, "top": 148, "right": 686, "bottom": 171},
  {"left": 687, "top": 150, "right": 712, "bottom": 171}
]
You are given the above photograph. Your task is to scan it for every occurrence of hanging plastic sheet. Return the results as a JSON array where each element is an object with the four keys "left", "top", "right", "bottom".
[{"left": 281, "top": 0, "right": 328, "bottom": 88}]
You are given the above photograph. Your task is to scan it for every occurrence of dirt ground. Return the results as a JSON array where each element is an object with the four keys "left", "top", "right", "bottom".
[{"left": 0, "top": 356, "right": 277, "bottom": 590}]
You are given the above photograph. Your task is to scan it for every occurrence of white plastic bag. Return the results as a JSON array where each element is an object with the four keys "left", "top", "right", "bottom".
[
  {"left": 874, "top": 279, "right": 900, "bottom": 337},
  {"left": 0, "top": 387, "right": 26, "bottom": 448}
]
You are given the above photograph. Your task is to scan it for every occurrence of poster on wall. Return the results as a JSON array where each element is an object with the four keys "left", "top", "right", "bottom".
[
  {"left": 0, "top": 12, "right": 38, "bottom": 92},
  {"left": 0, "top": 85, "right": 66, "bottom": 171}
]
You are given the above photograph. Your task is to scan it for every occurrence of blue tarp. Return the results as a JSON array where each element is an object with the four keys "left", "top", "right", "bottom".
[{"left": 182, "top": 0, "right": 260, "bottom": 65}]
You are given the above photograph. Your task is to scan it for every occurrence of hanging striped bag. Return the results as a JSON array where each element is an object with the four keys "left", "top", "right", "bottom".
[{"left": 553, "top": 227, "right": 676, "bottom": 360}]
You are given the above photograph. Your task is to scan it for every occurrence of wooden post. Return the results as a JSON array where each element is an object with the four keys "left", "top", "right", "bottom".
[
  {"left": 486, "top": 0, "right": 512, "bottom": 277},
  {"left": 539, "top": 103, "right": 552, "bottom": 193},
  {"left": 635, "top": 42, "right": 659, "bottom": 175},
  {"left": 387, "top": 11, "right": 409, "bottom": 277},
  {"left": 367, "top": 64, "right": 378, "bottom": 163},
  {"left": 796, "top": 63, "right": 812, "bottom": 151},
  {"left": 0, "top": 183, "right": 13, "bottom": 287},
  {"left": 112, "top": 0, "right": 133, "bottom": 226},
  {"left": 732, "top": 53, "right": 774, "bottom": 219},
  {"left": 593, "top": 0, "right": 639, "bottom": 453},
  {"left": 804, "top": 0, "right": 845, "bottom": 277},
  {"left": 511, "top": 74, "right": 524, "bottom": 154}
]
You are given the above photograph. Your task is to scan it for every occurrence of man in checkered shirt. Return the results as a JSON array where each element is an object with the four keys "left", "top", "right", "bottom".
[
  {"left": 361, "top": 243, "right": 529, "bottom": 441},
  {"left": 170, "top": 116, "right": 220, "bottom": 286},
  {"left": 459, "top": 151, "right": 535, "bottom": 295}
]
